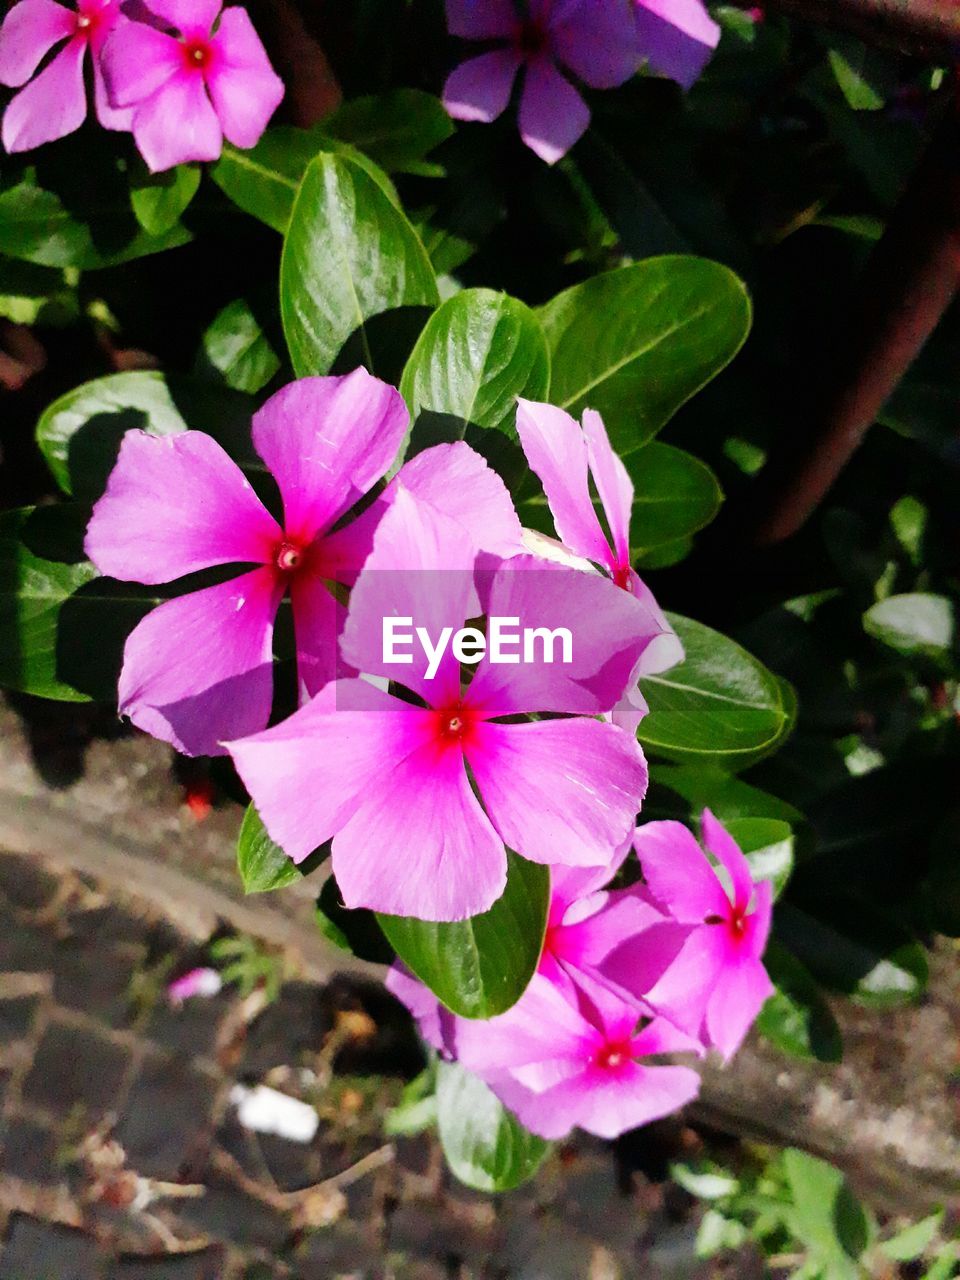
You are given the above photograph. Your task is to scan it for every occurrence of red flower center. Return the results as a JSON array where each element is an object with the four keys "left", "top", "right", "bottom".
[
  {"left": 434, "top": 700, "right": 477, "bottom": 748},
  {"left": 183, "top": 39, "right": 213, "bottom": 72},
  {"left": 612, "top": 564, "right": 633, "bottom": 592},
  {"left": 275, "top": 540, "right": 306, "bottom": 575},
  {"left": 74, "top": 10, "right": 97, "bottom": 37},
  {"left": 595, "top": 1039, "right": 632, "bottom": 1072}
]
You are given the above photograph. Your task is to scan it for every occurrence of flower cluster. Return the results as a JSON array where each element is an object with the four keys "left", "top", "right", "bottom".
[
  {"left": 390, "top": 810, "right": 774, "bottom": 1141},
  {"left": 443, "top": 0, "right": 720, "bottom": 163},
  {"left": 0, "top": 0, "right": 282, "bottom": 167}
]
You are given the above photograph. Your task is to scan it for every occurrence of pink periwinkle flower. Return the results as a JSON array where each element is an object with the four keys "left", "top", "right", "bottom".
[
  {"left": 633, "top": 0, "right": 720, "bottom": 92},
  {"left": 167, "top": 965, "right": 222, "bottom": 1003},
  {"left": 85, "top": 368, "right": 524, "bottom": 758},
  {"left": 600, "top": 810, "right": 774, "bottom": 1060},
  {"left": 0, "top": 0, "right": 130, "bottom": 153},
  {"left": 516, "top": 398, "right": 683, "bottom": 731},
  {"left": 228, "top": 487, "right": 661, "bottom": 921},
  {"left": 389, "top": 965, "right": 701, "bottom": 1141},
  {"left": 101, "top": 0, "right": 283, "bottom": 172},
  {"left": 443, "top": 0, "right": 641, "bottom": 164}
]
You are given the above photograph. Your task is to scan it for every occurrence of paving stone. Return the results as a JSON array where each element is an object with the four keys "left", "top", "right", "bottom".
[
  {"left": 294, "top": 1220, "right": 380, "bottom": 1278},
  {"left": 0, "top": 1213, "right": 101, "bottom": 1280},
  {"left": 114, "top": 1053, "right": 221, "bottom": 1180},
  {"left": 0, "top": 997, "right": 38, "bottom": 1048},
  {"left": 240, "top": 984, "right": 325, "bottom": 1079},
  {"left": 0, "top": 916, "right": 57, "bottom": 974},
  {"left": 178, "top": 1169, "right": 290, "bottom": 1251},
  {"left": 0, "top": 1116, "right": 61, "bottom": 1186},
  {"left": 21, "top": 1020, "right": 131, "bottom": 1122},
  {"left": 106, "top": 1248, "right": 227, "bottom": 1280},
  {"left": 387, "top": 1197, "right": 499, "bottom": 1270},
  {"left": 0, "top": 854, "right": 59, "bottom": 911},
  {"left": 54, "top": 941, "right": 145, "bottom": 1028},
  {"left": 145, "top": 989, "right": 236, "bottom": 1061}
]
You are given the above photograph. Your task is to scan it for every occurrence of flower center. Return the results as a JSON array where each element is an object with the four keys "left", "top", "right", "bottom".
[
  {"left": 595, "top": 1039, "right": 632, "bottom": 1072},
  {"left": 517, "top": 19, "right": 547, "bottom": 57},
  {"left": 275, "top": 541, "right": 305, "bottom": 574},
  {"left": 183, "top": 39, "right": 213, "bottom": 71},
  {"left": 612, "top": 564, "right": 633, "bottom": 592},
  {"left": 435, "top": 701, "right": 475, "bottom": 747}
]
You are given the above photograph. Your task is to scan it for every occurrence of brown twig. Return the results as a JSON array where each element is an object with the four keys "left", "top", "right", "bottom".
[{"left": 734, "top": 0, "right": 960, "bottom": 56}]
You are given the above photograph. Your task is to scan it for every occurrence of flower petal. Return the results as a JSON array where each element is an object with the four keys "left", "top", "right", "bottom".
[
  {"left": 92, "top": 53, "right": 133, "bottom": 130},
  {"left": 468, "top": 718, "right": 648, "bottom": 869},
  {"left": 443, "top": 49, "right": 521, "bottom": 124},
  {"left": 2, "top": 36, "right": 86, "bottom": 152},
  {"left": 634, "top": 0, "right": 719, "bottom": 90},
  {"left": 251, "top": 370, "right": 409, "bottom": 545},
  {"left": 290, "top": 573, "right": 345, "bottom": 700},
  {"left": 701, "top": 807, "right": 754, "bottom": 913},
  {"left": 550, "top": 0, "right": 642, "bottom": 89},
  {"left": 516, "top": 399, "right": 611, "bottom": 568},
  {"left": 603, "top": 920, "right": 723, "bottom": 1035},
  {"left": 84, "top": 430, "right": 281, "bottom": 584},
  {"left": 119, "top": 567, "right": 282, "bottom": 757},
  {"left": 626, "top": 569, "right": 684, "bottom": 674},
  {"left": 100, "top": 19, "right": 181, "bottom": 108},
  {"left": 518, "top": 56, "right": 590, "bottom": 165},
  {"left": 333, "top": 737, "right": 507, "bottom": 921},
  {"left": 582, "top": 409, "right": 631, "bottom": 569},
  {"left": 445, "top": 0, "right": 519, "bottom": 40},
  {"left": 453, "top": 973, "right": 595, "bottom": 1075},
  {"left": 141, "top": 0, "right": 221, "bottom": 37},
  {"left": 385, "top": 965, "right": 456, "bottom": 1054},
  {"left": 207, "top": 7, "right": 283, "bottom": 148},
  {"left": 705, "top": 957, "right": 774, "bottom": 1060},
  {"left": 131, "top": 67, "right": 223, "bottom": 171},
  {"left": 633, "top": 820, "right": 728, "bottom": 922},
  {"left": 0, "top": 0, "right": 73, "bottom": 87}
]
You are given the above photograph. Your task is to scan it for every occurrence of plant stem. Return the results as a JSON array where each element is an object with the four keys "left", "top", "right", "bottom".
[{"left": 733, "top": 0, "right": 960, "bottom": 55}]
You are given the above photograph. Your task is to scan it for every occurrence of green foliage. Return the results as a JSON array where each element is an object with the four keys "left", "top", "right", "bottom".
[
  {"left": 199, "top": 299, "right": 281, "bottom": 395},
  {"left": 210, "top": 934, "right": 285, "bottom": 1003},
  {"left": 130, "top": 163, "right": 201, "bottom": 237},
  {"left": 436, "top": 1061, "right": 550, "bottom": 1193},
  {"left": 236, "top": 804, "right": 302, "bottom": 894}
]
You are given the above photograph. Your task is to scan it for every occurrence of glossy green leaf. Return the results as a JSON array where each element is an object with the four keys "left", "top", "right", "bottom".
[
  {"left": 212, "top": 127, "right": 329, "bottom": 233},
  {"left": 315, "top": 876, "right": 394, "bottom": 964},
  {"left": 722, "top": 817, "right": 794, "bottom": 899},
  {"left": 400, "top": 288, "right": 550, "bottom": 438},
  {"left": 783, "top": 1148, "right": 872, "bottom": 1277},
  {"left": 36, "top": 371, "right": 255, "bottom": 499},
  {"left": 637, "top": 615, "right": 795, "bottom": 770},
  {"left": 539, "top": 257, "right": 751, "bottom": 453},
  {"left": 199, "top": 300, "right": 281, "bottom": 395},
  {"left": 323, "top": 90, "right": 454, "bottom": 175},
  {"left": 130, "top": 163, "right": 201, "bottom": 236},
  {"left": 377, "top": 853, "right": 548, "bottom": 1019},
  {"left": 863, "top": 593, "right": 954, "bottom": 659},
  {"left": 237, "top": 804, "right": 302, "bottom": 894},
  {"left": 756, "top": 941, "right": 843, "bottom": 1063},
  {"left": 281, "top": 151, "right": 438, "bottom": 378},
  {"left": 649, "top": 763, "right": 804, "bottom": 826},
  {"left": 436, "top": 1061, "right": 549, "bottom": 1192}
]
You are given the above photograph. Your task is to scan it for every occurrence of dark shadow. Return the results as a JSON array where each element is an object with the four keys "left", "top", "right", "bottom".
[
  {"left": 57, "top": 578, "right": 155, "bottom": 703},
  {"left": 331, "top": 305, "right": 434, "bottom": 387},
  {"left": 67, "top": 408, "right": 152, "bottom": 502}
]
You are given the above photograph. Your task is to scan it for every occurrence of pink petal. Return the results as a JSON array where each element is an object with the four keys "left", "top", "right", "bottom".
[
  {"left": 550, "top": 842, "right": 629, "bottom": 919},
  {"left": 549, "top": 0, "right": 642, "bottom": 89},
  {"left": 385, "top": 965, "right": 455, "bottom": 1054},
  {"left": 227, "top": 680, "right": 423, "bottom": 864},
  {"left": 92, "top": 54, "right": 133, "bottom": 130},
  {"left": 554, "top": 887, "right": 660, "bottom": 978},
  {"left": 516, "top": 399, "right": 611, "bottom": 568},
  {"left": 333, "top": 736, "right": 507, "bottom": 921},
  {"left": 582, "top": 409, "right": 631, "bottom": 569},
  {"left": 518, "top": 56, "right": 590, "bottom": 165},
  {"left": 746, "top": 880, "right": 774, "bottom": 961},
  {"left": 468, "top": 555, "right": 662, "bottom": 718},
  {"left": 131, "top": 67, "right": 223, "bottom": 172},
  {"left": 141, "top": 0, "right": 221, "bottom": 37},
  {"left": 633, "top": 820, "right": 728, "bottom": 922},
  {"left": 207, "top": 8, "right": 283, "bottom": 148},
  {"left": 1, "top": 36, "right": 86, "bottom": 152},
  {"left": 627, "top": 570, "right": 684, "bottom": 674},
  {"left": 119, "top": 567, "right": 282, "bottom": 757},
  {"left": 634, "top": 0, "right": 720, "bottom": 90},
  {"left": 84, "top": 430, "right": 281, "bottom": 585},
  {"left": 100, "top": 19, "right": 181, "bottom": 108},
  {"left": 445, "top": 0, "right": 519, "bottom": 39},
  {"left": 705, "top": 957, "right": 774, "bottom": 1060},
  {"left": 443, "top": 49, "right": 521, "bottom": 124},
  {"left": 632, "top": 1015, "right": 706, "bottom": 1058},
  {"left": 467, "top": 718, "right": 648, "bottom": 869},
  {"left": 251, "top": 370, "right": 409, "bottom": 546},
  {"left": 290, "top": 573, "right": 344, "bottom": 701},
  {"left": 0, "top": 0, "right": 73, "bottom": 87},
  {"left": 701, "top": 807, "right": 754, "bottom": 913},
  {"left": 605, "top": 921, "right": 724, "bottom": 1036},
  {"left": 453, "top": 974, "right": 595, "bottom": 1075}
]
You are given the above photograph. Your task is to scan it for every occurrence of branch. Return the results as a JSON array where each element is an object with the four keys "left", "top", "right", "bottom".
[{"left": 734, "top": 0, "right": 960, "bottom": 54}]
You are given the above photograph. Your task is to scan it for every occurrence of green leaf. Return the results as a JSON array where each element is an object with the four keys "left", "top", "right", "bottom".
[
  {"left": 281, "top": 151, "right": 438, "bottom": 378},
  {"left": 130, "top": 163, "right": 201, "bottom": 236},
  {"left": 212, "top": 127, "right": 329, "bottom": 233},
  {"left": 237, "top": 804, "right": 302, "bottom": 894},
  {"left": 323, "top": 90, "right": 454, "bottom": 175},
  {"left": 199, "top": 300, "right": 281, "bottom": 395},
  {"left": 756, "top": 941, "right": 843, "bottom": 1063},
  {"left": 35, "top": 370, "right": 255, "bottom": 499},
  {"left": 670, "top": 1163, "right": 739, "bottom": 1201},
  {"left": 315, "top": 876, "right": 394, "bottom": 964},
  {"left": 649, "top": 763, "right": 804, "bottom": 826},
  {"left": 400, "top": 288, "right": 550, "bottom": 438},
  {"left": 385, "top": 1064, "right": 438, "bottom": 1137},
  {"left": 783, "top": 1149, "right": 872, "bottom": 1277},
  {"left": 0, "top": 258, "right": 78, "bottom": 327},
  {"left": 0, "top": 174, "right": 191, "bottom": 269},
  {"left": 377, "top": 853, "right": 548, "bottom": 1019},
  {"left": 637, "top": 615, "right": 795, "bottom": 770},
  {"left": 539, "top": 257, "right": 751, "bottom": 453},
  {"left": 863, "top": 593, "right": 954, "bottom": 659},
  {"left": 880, "top": 1213, "right": 943, "bottom": 1263},
  {"left": 722, "top": 817, "right": 794, "bottom": 899},
  {"left": 436, "top": 1061, "right": 549, "bottom": 1192}
]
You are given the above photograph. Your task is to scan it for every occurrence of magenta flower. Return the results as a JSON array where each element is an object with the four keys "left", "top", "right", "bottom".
[
  {"left": 601, "top": 811, "right": 774, "bottom": 1060},
  {"left": 516, "top": 398, "right": 682, "bottom": 730},
  {"left": 101, "top": 0, "right": 283, "bottom": 172},
  {"left": 0, "top": 0, "right": 131, "bottom": 153},
  {"left": 85, "top": 369, "right": 523, "bottom": 758},
  {"left": 634, "top": 0, "right": 720, "bottom": 91},
  {"left": 443, "top": 0, "right": 641, "bottom": 164},
  {"left": 391, "top": 966, "right": 701, "bottom": 1141},
  {"left": 228, "top": 488, "right": 654, "bottom": 921}
]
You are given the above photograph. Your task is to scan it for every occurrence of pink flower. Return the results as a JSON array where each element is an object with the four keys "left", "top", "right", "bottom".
[
  {"left": 168, "top": 966, "right": 222, "bottom": 1003},
  {"left": 601, "top": 810, "right": 774, "bottom": 1060},
  {"left": 101, "top": 0, "right": 283, "bottom": 172},
  {"left": 634, "top": 0, "right": 720, "bottom": 91},
  {"left": 0, "top": 0, "right": 130, "bottom": 153},
  {"left": 390, "top": 966, "right": 701, "bottom": 1141},
  {"left": 85, "top": 369, "right": 523, "bottom": 758},
  {"left": 516, "top": 399, "right": 683, "bottom": 731},
  {"left": 227, "top": 488, "right": 654, "bottom": 921},
  {"left": 443, "top": 0, "right": 641, "bottom": 164}
]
